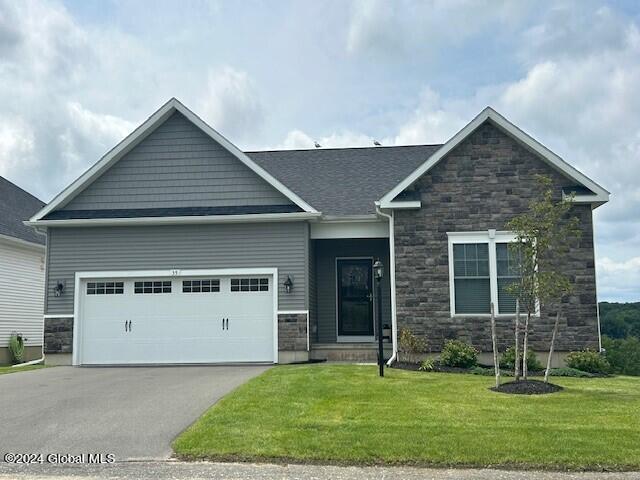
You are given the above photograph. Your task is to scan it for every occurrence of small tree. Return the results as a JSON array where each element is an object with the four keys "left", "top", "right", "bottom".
[{"left": 506, "top": 175, "right": 581, "bottom": 381}]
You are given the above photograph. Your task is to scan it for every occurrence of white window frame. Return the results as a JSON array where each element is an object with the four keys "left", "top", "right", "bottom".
[{"left": 447, "top": 230, "right": 536, "bottom": 317}]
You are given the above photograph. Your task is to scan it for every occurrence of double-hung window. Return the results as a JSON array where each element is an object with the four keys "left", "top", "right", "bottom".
[{"left": 448, "top": 231, "right": 522, "bottom": 315}]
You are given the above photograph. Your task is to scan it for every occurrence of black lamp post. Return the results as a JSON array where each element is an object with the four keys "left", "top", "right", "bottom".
[{"left": 373, "top": 260, "right": 384, "bottom": 377}]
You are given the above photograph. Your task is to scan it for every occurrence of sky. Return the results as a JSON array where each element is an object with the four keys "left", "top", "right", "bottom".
[{"left": 0, "top": 0, "right": 638, "bottom": 302}]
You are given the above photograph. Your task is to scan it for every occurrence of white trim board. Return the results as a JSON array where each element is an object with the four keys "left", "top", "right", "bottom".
[
  {"left": 26, "top": 211, "right": 320, "bottom": 228},
  {"left": 379, "top": 107, "right": 610, "bottom": 208},
  {"left": 30, "top": 98, "right": 319, "bottom": 223},
  {"left": 310, "top": 220, "right": 388, "bottom": 239},
  {"left": 71, "top": 267, "right": 279, "bottom": 366},
  {"left": 0, "top": 233, "right": 46, "bottom": 251}
]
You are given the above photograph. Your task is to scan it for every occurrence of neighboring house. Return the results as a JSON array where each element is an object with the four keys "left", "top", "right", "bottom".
[
  {"left": 0, "top": 177, "right": 45, "bottom": 364},
  {"left": 27, "top": 98, "right": 609, "bottom": 366}
]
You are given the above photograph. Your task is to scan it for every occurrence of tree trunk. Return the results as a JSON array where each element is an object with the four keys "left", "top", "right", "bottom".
[
  {"left": 490, "top": 302, "right": 500, "bottom": 388},
  {"left": 514, "top": 299, "right": 520, "bottom": 381},
  {"left": 523, "top": 312, "right": 531, "bottom": 381},
  {"left": 544, "top": 310, "right": 561, "bottom": 383}
]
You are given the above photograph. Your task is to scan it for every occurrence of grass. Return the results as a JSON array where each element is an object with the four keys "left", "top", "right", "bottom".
[
  {"left": 0, "top": 364, "right": 45, "bottom": 375},
  {"left": 173, "top": 364, "right": 640, "bottom": 470}
]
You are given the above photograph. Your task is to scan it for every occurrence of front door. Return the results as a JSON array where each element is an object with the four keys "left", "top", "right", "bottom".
[{"left": 337, "top": 258, "right": 374, "bottom": 340}]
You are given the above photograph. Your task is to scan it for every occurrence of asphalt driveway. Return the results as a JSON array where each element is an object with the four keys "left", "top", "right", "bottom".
[{"left": 0, "top": 365, "right": 269, "bottom": 461}]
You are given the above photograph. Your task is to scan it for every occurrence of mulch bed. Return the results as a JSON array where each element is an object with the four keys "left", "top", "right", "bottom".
[
  {"left": 392, "top": 362, "right": 495, "bottom": 374},
  {"left": 491, "top": 379, "right": 563, "bottom": 395}
]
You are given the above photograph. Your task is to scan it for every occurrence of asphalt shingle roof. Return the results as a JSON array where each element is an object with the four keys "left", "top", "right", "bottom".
[
  {"left": 248, "top": 144, "right": 442, "bottom": 216},
  {"left": 0, "top": 176, "right": 45, "bottom": 245}
]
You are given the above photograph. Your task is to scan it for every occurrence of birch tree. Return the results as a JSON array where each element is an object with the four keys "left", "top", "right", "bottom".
[{"left": 505, "top": 175, "right": 581, "bottom": 381}]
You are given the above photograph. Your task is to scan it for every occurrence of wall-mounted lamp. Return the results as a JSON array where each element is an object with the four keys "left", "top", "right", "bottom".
[
  {"left": 54, "top": 280, "right": 65, "bottom": 297},
  {"left": 284, "top": 275, "right": 294, "bottom": 293}
]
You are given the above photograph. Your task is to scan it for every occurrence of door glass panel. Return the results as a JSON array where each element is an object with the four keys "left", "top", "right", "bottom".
[{"left": 338, "top": 259, "right": 374, "bottom": 336}]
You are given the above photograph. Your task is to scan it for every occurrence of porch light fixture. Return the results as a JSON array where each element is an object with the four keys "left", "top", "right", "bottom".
[
  {"left": 284, "top": 275, "right": 293, "bottom": 293},
  {"left": 373, "top": 260, "right": 384, "bottom": 281},
  {"left": 373, "top": 260, "right": 384, "bottom": 377},
  {"left": 54, "top": 280, "right": 65, "bottom": 297}
]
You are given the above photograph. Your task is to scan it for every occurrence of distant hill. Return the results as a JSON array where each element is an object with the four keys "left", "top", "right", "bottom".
[{"left": 599, "top": 302, "right": 640, "bottom": 339}]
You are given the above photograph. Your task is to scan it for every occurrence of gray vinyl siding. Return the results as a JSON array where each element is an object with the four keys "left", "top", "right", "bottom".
[
  {"left": 63, "top": 112, "right": 292, "bottom": 210},
  {"left": 308, "top": 233, "right": 317, "bottom": 340},
  {"left": 314, "top": 239, "right": 391, "bottom": 343},
  {"left": 45, "top": 222, "right": 307, "bottom": 314}
]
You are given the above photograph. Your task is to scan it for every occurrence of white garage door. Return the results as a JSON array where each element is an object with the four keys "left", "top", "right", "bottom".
[{"left": 77, "top": 273, "right": 275, "bottom": 365}]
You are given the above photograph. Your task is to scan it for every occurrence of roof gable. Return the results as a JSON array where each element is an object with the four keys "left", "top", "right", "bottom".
[
  {"left": 30, "top": 98, "right": 318, "bottom": 222},
  {"left": 378, "top": 107, "right": 610, "bottom": 208}
]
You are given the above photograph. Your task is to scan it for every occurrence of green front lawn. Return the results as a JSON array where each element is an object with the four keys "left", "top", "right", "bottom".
[
  {"left": 174, "top": 364, "right": 640, "bottom": 470},
  {"left": 0, "top": 364, "right": 45, "bottom": 375}
]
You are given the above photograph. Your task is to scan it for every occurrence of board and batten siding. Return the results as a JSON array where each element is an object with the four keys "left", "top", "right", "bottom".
[
  {"left": 314, "top": 238, "right": 391, "bottom": 343},
  {"left": 63, "top": 111, "right": 292, "bottom": 210},
  {"left": 0, "top": 239, "right": 45, "bottom": 347},
  {"left": 45, "top": 222, "right": 308, "bottom": 315}
]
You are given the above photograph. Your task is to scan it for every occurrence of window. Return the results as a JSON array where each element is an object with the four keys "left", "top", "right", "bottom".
[
  {"left": 183, "top": 279, "right": 220, "bottom": 293},
  {"left": 87, "top": 282, "right": 124, "bottom": 295},
  {"left": 134, "top": 280, "right": 172, "bottom": 294},
  {"left": 496, "top": 243, "right": 521, "bottom": 313},
  {"left": 453, "top": 243, "right": 491, "bottom": 314},
  {"left": 448, "top": 231, "right": 522, "bottom": 315},
  {"left": 230, "top": 278, "right": 269, "bottom": 292}
]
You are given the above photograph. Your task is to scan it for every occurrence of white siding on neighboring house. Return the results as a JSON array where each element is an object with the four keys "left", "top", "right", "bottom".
[{"left": 0, "top": 238, "right": 45, "bottom": 347}]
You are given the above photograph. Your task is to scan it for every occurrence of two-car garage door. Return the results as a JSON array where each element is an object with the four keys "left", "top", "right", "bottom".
[{"left": 76, "top": 271, "right": 276, "bottom": 365}]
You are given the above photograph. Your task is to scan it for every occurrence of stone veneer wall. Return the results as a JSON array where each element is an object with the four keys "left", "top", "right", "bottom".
[
  {"left": 278, "top": 313, "right": 308, "bottom": 351},
  {"left": 394, "top": 121, "right": 600, "bottom": 353},
  {"left": 44, "top": 317, "right": 73, "bottom": 353}
]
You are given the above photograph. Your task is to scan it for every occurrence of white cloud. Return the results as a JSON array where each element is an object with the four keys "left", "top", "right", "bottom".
[
  {"left": 346, "top": 0, "right": 532, "bottom": 57},
  {"left": 201, "top": 67, "right": 264, "bottom": 142},
  {"left": 0, "top": 117, "right": 35, "bottom": 175},
  {"left": 597, "top": 257, "right": 640, "bottom": 301}
]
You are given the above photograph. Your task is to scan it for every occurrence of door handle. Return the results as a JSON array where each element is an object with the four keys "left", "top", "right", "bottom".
[
  {"left": 226, "top": 318, "right": 229, "bottom": 330},
  {"left": 128, "top": 320, "right": 132, "bottom": 332},
  {"left": 222, "top": 318, "right": 225, "bottom": 330},
  {"left": 125, "top": 320, "right": 127, "bottom": 332}
]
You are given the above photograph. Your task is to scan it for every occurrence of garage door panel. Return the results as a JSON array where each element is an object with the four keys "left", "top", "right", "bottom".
[{"left": 79, "top": 273, "right": 275, "bottom": 365}]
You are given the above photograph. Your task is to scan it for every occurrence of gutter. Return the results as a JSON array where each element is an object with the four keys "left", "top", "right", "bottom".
[{"left": 375, "top": 205, "right": 398, "bottom": 366}]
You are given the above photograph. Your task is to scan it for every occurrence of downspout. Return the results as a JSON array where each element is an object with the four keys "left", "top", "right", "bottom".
[
  {"left": 376, "top": 205, "right": 398, "bottom": 366},
  {"left": 592, "top": 205, "right": 603, "bottom": 352}
]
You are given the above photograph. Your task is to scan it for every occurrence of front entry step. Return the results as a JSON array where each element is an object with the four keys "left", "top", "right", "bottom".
[{"left": 310, "top": 343, "right": 393, "bottom": 362}]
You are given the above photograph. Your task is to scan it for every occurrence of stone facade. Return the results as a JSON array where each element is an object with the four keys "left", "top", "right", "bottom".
[
  {"left": 278, "top": 313, "right": 308, "bottom": 351},
  {"left": 394, "top": 121, "right": 599, "bottom": 353},
  {"left": 44, "top": 317, "right": 74, "bottom": 353}
]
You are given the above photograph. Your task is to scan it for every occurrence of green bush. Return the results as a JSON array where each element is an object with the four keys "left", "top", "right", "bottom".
[
  {"left": 602, "top": 335, "right": 640, "bottom": 376},
  {"left": 566, "top": 349, "right": 610, "bottom": 374},
  {"left": 499, "top": 346, "right": 543, "bottom": 372},
  {"left": 549, "top": 367, "right": 595, "bottom": 378},
  {"left": 440, "top": 340, "right": 478, "bottom": 368},
  {"left": 469, "top": 366, "right": 494, "bottom": 376},
  {"left": 8, "top": 332, "right": 25, "bottom": 364},
  {"left": 418, "top": 358, "right": 435, "bottom": 371}
]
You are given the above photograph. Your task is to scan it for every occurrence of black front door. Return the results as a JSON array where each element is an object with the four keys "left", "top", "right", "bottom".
[{"left": 337, "top": 258, "right": 374, "bottom": 337}]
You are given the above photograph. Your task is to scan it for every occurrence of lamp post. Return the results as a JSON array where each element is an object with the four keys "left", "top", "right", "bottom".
[{"left": 373, "top": 260, "right": 384, "bottom": 377}]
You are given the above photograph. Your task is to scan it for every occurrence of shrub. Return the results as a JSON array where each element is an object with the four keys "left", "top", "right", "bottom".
[
  {"left": 440, "top": 340, "right": 478, "bottom": 368},
  {"left": 566, "top": 349, "right": 610, "bottom": 374},
  {"left": 470, "top": 366, "right": 494, "bottom": 376},
  {"left": 548, "top": 367, "right": 595, "bottom": 378},
  {"left": 398, "top": 328, "right": 427, "bottom": 364},
  {"left": 602, "top": 335, "right": 640, "bottom": 376},
  {"left": 8, "top": 332, "right": 25, "bottom": 364},
  {"left": 499, "top": 346, "right": 543, "bottom": 372},
  {"left": 418, "top": 358, "right": 435, "bottom": 371}
]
